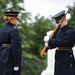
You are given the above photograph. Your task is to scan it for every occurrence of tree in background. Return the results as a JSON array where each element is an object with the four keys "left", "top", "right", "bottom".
[
  {"left": 31, "top": 15, "right": 55, "bottom": 57},
  {"left": 68, "top": 2, "right": 75, "bottom": 28},
  {"left": 20, "top": 14, "right": 55, "bottom": 75},
  {"left": 0, "top": 0, "right": 8, "bottom": 27}
]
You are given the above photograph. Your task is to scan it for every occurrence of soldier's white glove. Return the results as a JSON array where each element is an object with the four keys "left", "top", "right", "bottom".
[
  {"left": 13, "top": 66, "right": 19, "bottom": 71},
  {"left": 44, "top": 36, "right": 50, "bottom": 42},
  {"left": 45, "top": 41, "right": 48, "bottom": 47}
]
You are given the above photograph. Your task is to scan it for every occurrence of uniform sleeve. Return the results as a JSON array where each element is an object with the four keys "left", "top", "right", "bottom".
[
  {"left": 11, "top": 29, "right": 22, "bottom": 66},
  {"left": 48, "top": 29, "right": 75, "bottom": 47}
]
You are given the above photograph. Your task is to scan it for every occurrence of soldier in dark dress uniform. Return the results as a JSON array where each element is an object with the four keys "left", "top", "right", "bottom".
[
  {"left": 44, "top": 10, "right": 75, "bottom": 75},
  {"left": 0, "top": 11, "right": 22, "bottom": 75}
]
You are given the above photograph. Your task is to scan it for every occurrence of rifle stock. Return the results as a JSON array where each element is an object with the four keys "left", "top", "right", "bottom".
[{"left": 40, "top": 46, "right": 47, "bottom": 58}]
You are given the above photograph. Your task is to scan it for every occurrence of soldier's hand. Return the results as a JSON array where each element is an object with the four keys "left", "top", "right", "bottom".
[
  {"left": 45, "top": 42, "right": 48, "bottom": 47},
  {"left": 44, "top": 36, "right": 49, "bottom": 42}
]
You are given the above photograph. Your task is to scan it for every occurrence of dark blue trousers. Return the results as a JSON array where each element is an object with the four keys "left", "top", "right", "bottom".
[{"left": 54, "top": 50, "right": 75, "bottom": 75}]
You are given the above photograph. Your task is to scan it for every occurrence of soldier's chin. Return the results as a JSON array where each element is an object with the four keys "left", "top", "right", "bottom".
[{"left": 60, "top": 25, "right": 63, "bottom": 28}]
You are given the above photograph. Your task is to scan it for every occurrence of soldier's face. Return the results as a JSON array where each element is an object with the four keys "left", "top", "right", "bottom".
[
  {"left": 60, "top": 17, "right": 67, "bottom": 28},
  {"left": 14, "top": 18, "right": 18, "bottom": 25},
  {"left": 11, "top": 18, "right": 18, "bottom": 26}
]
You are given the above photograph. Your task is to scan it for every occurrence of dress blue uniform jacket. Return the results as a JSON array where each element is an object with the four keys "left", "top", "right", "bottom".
[
  {"left": 0, "top": 22, "right": 22, "bottom": 75},
  {"left": 48, "top": 24, "right": 75, "bottom": 75},
  {"left": 48, "top": 24, "right": 75, "bottom": 48}
]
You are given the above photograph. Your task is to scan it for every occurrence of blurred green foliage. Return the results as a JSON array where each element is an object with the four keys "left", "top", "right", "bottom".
[{"left": 68, "top": 3, "right": 75, "bottom": 28}]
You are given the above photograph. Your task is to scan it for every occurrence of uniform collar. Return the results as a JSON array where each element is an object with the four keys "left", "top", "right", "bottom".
[
  {"left": 6, "top": 22, "right": 17, "bottom": 29},
  {"left": 60, "top": 23, "right": 70, "bottom": 29}
]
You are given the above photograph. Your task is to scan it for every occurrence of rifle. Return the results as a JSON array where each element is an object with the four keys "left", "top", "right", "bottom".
[{"left": 40, "top": 6, "right": 72, "bottom": 58}]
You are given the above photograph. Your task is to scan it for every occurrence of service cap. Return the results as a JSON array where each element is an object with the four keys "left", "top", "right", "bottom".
[
  {"left": 52, "top": 10, "right": 65, "bottom": 23},
  {"left": 4, "top": 11, "right": 19, "bottom": 17}
]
